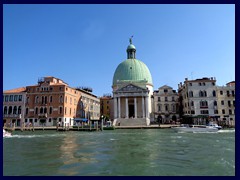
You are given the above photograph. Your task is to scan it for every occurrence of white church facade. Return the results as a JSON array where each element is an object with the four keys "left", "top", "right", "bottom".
[{"left": 112, "top": 38, "right": 153, "bottom": 126}]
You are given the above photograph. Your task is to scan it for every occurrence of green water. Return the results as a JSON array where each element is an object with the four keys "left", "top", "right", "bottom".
[{"left": 3, "top": 129, "right": 235, "bottom": 176}]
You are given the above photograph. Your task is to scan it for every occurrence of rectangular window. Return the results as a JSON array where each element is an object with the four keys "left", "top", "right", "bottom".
[
  {"left": 14, "top": 95, "right": 18, "bottom": 101},
  {"left": 200, "top": 110, "right": 209, "bottom": 114},
  {"left": 164, "top": 89, "right": 168, "bottom": 93},
  {"left": 18, "top": 95, "right": 22, "bottom": 101},
  {"left": 221, "top": 101, "right": 224, "bottom": 105},
  {"left": 158, "top": 97, "right": 160, "bottom": 102},
  {"left": 9, "top": 95, "right": 13, "bottom": 101},
  {"left": 222, "top": 109, "right": 225, "bottom": 114},
  {"left": 220, "top": 91, "right": 223, "bottom": 95},
  {"left": 228, "top": 101, "right": 231, "bottom": 107},
  {"left": 5, "top": 95, "right": 9, "bottom": 102},
  {"left": 165, "top": 97, "right": 168, "bottom": 101}
]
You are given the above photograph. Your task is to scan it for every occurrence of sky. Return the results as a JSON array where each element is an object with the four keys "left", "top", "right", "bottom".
[{"left": 3, "top": 4, "right": 235, "bottom": 97}]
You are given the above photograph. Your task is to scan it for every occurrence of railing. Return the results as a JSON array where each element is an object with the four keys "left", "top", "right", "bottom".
[
  {"left": 3, "top": 114, "right": 21, "bottom": 118},
  {"left": 38, "top": 113, "right": 48, "bottom": 118}
]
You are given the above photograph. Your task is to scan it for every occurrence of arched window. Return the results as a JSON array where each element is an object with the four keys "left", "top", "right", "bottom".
[
  {"left": 35, "top": 107, "right": 38, "bottom": 114},
  {"left": 4, "top": 106, "right": 7, "bottom": 114},
  {"left": 172, "top": 104, "right": 175, "bottom": 112},
  {"left": 189, "top": 91, "right": 193, "bottom": 97},
  {"left": 35, "top": 96, "right": 39, "bottom": 103},
  {"left": 165, "top": 104, "right": 169, "bottom": 111},
  {"left": 191, "top": 101, "right": 194, "bottom": 106},
  {"left": 45, "top": 96, "right": 47, "bottom": 104},
  {"left": 59, "top": 107, "right": 63, "bottom": 114},
  {"left": 199, "top": 91, "right": 203, "bottom": 97},
  {"left": 214, "top": 101, "right": 217, "bottom": 106},
  {"left": 60, "top": 96, "right": 63, "bottom": 103},
  {"left": 49, "top": 107, "right": 52, "bottom": 114},
  {"left": 40, "top": 107, "right": 43, "bottom": 113},
  {"left": 13, "top": 106, "right": 17, "bottom": 114},
  {"left": 212, "top": 90, "right": 216, "bottom": 97},
  {"left": 50, "top": 96, "right": 52, "bottom": 103},
  {"left": 8, "top": 106, "right": 12, "bottom": 114},
  {"left": 42, "top": 96, "right": 44, "bottom": 104},
  {"left": 26, "top": 108, "right": 28, "bottom": 115},
  {"left": 200, "top": 101, "right": 208, "bottom": 107},
  {"left": 204, "top": 91, "right": 207, "bottom": 97},
  {"left": 44, "top": 107, "right": 47, "bottom": 113}
]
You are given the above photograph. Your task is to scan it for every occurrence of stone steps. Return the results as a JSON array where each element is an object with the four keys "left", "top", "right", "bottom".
[{"left": 114, "top": 118, "right": 148, "bottom": 126}]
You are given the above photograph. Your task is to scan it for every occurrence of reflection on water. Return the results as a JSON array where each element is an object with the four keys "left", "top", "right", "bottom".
[{"left": 3, "top": 129, "right": 235, "bottom": 176}]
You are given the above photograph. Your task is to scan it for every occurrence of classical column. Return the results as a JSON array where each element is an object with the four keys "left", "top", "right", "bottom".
[
  {"left": 134, "top": 97, "right": 137, "bottom": 118},
  {"left": 118, "top": 97, "right": 121, "bottom": 118},
  {"left": 125, "top": 97, "right": 129, "bottom": 118},
  {"left": 145, "top": 96, "right": 149, "bottom": 118},
  {"left": 142, "top": 97, "right": 145, "bottom": 118},
  {"left": 114, "top": 97, "right": 117, "bottom": 119}
]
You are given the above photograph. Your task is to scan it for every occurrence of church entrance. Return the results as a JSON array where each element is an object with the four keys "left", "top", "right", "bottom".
[{"left": 129, "top": 104, "right": 134, "bottom": 118}]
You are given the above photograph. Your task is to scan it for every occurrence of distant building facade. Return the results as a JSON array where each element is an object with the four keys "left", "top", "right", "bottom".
[
  {"left": 178, "top": 77, "right": 235, "bottom": 126},
  {"left": 24, "top": 76, "right": 82, "bottom": 127},
  {"left": 77, "top": 87, "right": 100, "bottom": 120},
  {"left": 216, "top": 81, "right": 235, "bottom": 126},
  {"left": 100, "top": 94, "right": 112, "bottom": 120},
  {"left": 178, "top": 77, "right": 218, "bottom": 124},
  {"left": 153, "top": 85, "right": 179, "bottom": 123},
  {"left": 3, "top": 87, "right": 26, "bottom": 127},
  {"left": 4, "top": 76, "right": 100, "bottom": 127}
]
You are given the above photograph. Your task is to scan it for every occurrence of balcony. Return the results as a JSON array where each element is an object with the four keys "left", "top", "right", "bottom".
[
  {"left": 3, "top": 114, "right": 21, "bottom": 118},
  {"left": 200, "top": 106, "right": 208, "bottom": 109},
  {"left": 38, "top": 113, "right": 48, "bottom": 118}
]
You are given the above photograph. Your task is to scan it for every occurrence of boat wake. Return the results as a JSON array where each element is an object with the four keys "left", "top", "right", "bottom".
[
  {"left": 218, "top": 129, "right": 235, "bottom": 133},
  {"left": 6, "top": 134, "right": 67, "bottom": 139}
]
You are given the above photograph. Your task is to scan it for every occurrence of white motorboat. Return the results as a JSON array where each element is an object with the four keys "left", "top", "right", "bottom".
[
  {"left": 3, "top": 129, "right": 12, "bottom": 137},
  {"left": 206, "top": 123, "right": 222, "bottom": 130},
  {"left": 172, "top": 124, "right": 219, "bottom": 133}
]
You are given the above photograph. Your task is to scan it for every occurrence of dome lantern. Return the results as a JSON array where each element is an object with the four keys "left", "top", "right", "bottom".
[{"left": 127, "top": 36, "right": 136, "bottom": 59}]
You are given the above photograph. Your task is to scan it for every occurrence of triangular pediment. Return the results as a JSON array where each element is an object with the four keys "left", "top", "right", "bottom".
[{"left": 116, "top": 84, "right": 148, "bottom": 93}]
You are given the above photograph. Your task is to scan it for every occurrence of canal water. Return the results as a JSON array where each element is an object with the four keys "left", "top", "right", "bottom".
[{"left": 3, "top": 129, "right": 235, "bottom": 176}]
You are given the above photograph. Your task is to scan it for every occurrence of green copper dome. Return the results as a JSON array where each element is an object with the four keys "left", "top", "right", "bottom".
[{"left": 113, "top": 58, "right": 153, "bottom": 86}]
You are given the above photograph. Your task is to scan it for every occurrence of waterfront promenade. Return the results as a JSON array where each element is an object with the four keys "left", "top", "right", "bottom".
[{"left": 3, "top": 124, "right": 179, "bottom": 131}]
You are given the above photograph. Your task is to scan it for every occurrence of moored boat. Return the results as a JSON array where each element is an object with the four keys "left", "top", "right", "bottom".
[
  {"left": 103, "top": 121, "right": 115, "bottom": 130},
  {"left": 3, "top": 129, "right": 12, "bottom": 137},
  {"left": 172, "top": 124, "right": 219, "bottom": 133}
]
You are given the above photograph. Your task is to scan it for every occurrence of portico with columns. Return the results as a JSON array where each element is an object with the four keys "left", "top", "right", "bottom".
[{"left": 114, "top": 84, "right": 150, "bottom": 119}]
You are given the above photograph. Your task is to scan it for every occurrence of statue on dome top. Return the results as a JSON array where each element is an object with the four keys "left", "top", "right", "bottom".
[{"left": 129, "top": 35, "right": 133, "bottom": 44}]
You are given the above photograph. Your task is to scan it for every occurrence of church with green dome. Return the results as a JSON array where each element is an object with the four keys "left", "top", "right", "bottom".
[{"left": 112, "top": 38, "right": 154, "bottom": 126}]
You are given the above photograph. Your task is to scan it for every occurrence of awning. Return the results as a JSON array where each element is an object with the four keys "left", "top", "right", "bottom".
[{"left": 74, "top": 118, "right": 88, "bottom": 122}]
